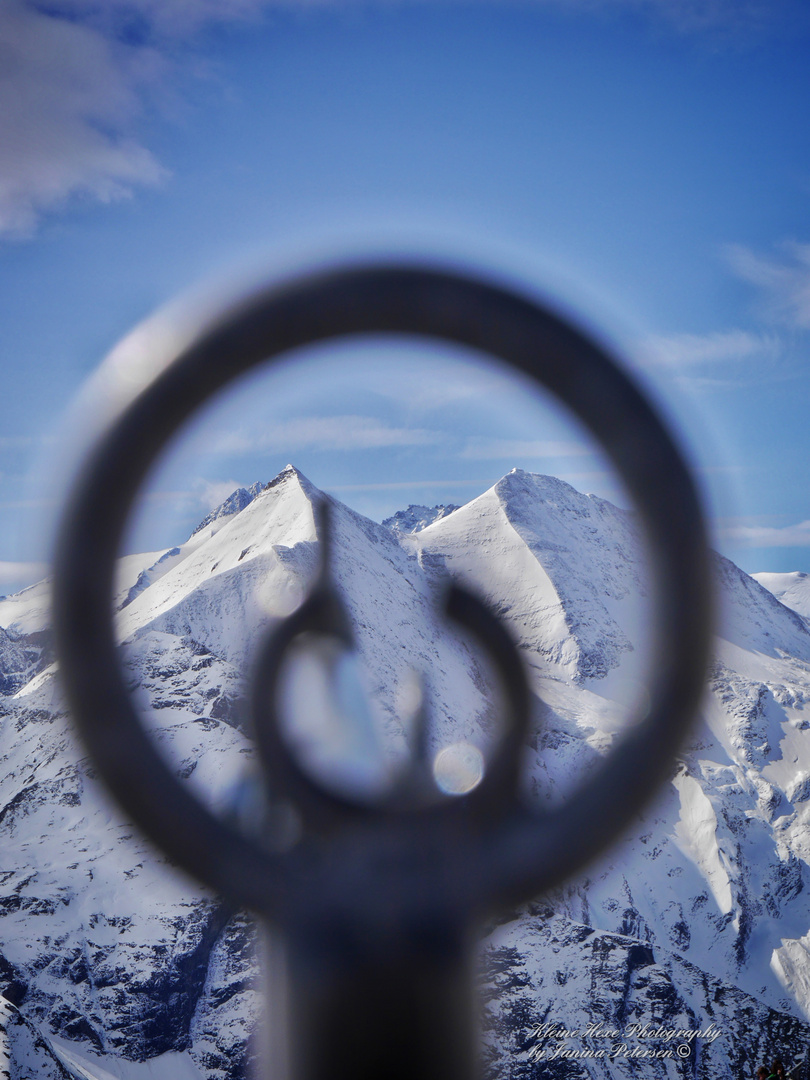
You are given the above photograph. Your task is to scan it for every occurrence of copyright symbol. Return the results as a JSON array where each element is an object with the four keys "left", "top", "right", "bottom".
[{"left": 677, "top": 1044, "right": 691, "bottom": 1059}]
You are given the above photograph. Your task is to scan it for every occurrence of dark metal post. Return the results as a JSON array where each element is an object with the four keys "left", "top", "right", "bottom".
[
  {"left": 283, "top": 924, "right": 475, "bottom": 1080},
  {"left": 52, "top": 262, "right": 714, "bottom": 1080}
]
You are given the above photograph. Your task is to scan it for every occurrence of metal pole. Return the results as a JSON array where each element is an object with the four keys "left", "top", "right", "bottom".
[{"left": 52, "top": 261, "right": 714, "bottom": 1080}]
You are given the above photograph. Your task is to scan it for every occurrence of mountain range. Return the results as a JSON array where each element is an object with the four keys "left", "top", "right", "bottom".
[{"left": 1, "top": 464, "right": 810, "bottom": 1079}]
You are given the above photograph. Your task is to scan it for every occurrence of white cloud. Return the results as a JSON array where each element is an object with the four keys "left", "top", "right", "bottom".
[
  {"left": 642, "top": 329, "right": 781, "bottom": 367},
  {"left": 0, "top": 0, "right": 286, "bottom": 238},
  {"left": 3, "top": 0, "right": 794, "bottom": 238},
  {"left": 213, "top": 415, "right": 445, "bottom": 453},
  {"left": 460, "top": 438, "right": 590, "bottom": 460},
  {"left": 0, "top": 2, "right": 167, "bottom": 237},
  {"left": 726, "top": 241, "right": 810, "bottom": 329},
  {"left": 721, "top": 520, "right": 810, "bottom": 548}
]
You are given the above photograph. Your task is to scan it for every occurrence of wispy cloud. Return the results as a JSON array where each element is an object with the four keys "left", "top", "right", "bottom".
[
  {"left": 193, "top": 477, "right": 247, "bottom": 510},
  {"left": 721, "top": 520, "right": 810, "bottom": 548},
  {"left": 0, "top": 2, "right": 168, "bottom": 237},
  {"left": 3, "top": 0, "right": 797, "bottom": 238},
  {"left": 642, "top": 329, "right": 781, "bottom": 367},
  {"left": 608, "top": 0, "right": 793, "bottom": 36},
  {"left": 441, "top": 0, "right": 802, "bottom": 40},
  {"left": 460, "top": 438, "right": 591, "bottom": 460},
  {"left": 0, "top": 435, "right": 39, "bottom": 448},
  {"left": 0, "top": 0, "right": 276, "bottom": 238},
  {"left": 328, "top": 478, "right": 487, "bottom": 493},
  {"left": 726, "top": 241, "right": 810, "bottom": 329},
  {"left": 213, "top": 415, "right": 445, "bottom": 454},
  {"left": 0, "top": 560, "right": 48, "bottom": 584}
]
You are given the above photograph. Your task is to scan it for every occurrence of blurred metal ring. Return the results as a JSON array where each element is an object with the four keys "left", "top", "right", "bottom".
[{"left": 52, "top": 262, "right": 713, "bottom": 917}]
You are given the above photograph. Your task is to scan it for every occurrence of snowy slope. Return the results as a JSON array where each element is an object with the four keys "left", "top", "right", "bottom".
[
  {"left": 2, "top": 465, "right": 810, "bottom": 1078},
  {"left": 0, "top": 551, "right": 175, "bottom": 639},
  {"left": 189, "top": 483, "right": 265, "bottom": 538},
  {"left": 0, "top": 466, "right": 496, "bottom": 1079},
  {"left": 410, "top": 469, "right": 652, "bottom": 687},
  {"left": 755, "top": 571, "right": 810, "bottom": 621},
  {"left": 412, "top": 473, "right": 810, "bottom": 1031},
  {"left": 0, "top": 577, "right": 52, "bottom": 637},
  {"left": 49, "top": 1035, "right": 205, "bottom": 1080}
]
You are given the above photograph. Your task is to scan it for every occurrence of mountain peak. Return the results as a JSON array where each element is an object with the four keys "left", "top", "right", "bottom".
[
  {"left": 7, "top": 465, "right": 810, "bottom": 1076},
  {"left": 492, "top": 469, "right": 612, "bottom": 527},
  {"left": 382, "top": 502, "right": 460, "bottom": 535},
  {"left": 189, "top": 466, "right": 320, "bottom": 542},
  {"left": 496, "top": 468, "right": 587, "bottom": 504},
  {"left": 264, "top": 463, "right": 319, "bottom": 499}
]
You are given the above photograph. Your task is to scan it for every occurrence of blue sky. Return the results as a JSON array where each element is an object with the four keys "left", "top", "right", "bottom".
[{"left": 2, "top": 0, "right": 810, "bottom": 594}]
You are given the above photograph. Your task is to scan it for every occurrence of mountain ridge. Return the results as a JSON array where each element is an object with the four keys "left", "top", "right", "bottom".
[{"left": 1, "top": 466, "right": 810, "bottom": 1077}]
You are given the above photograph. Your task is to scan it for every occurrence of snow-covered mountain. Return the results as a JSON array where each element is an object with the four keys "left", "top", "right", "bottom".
[
  {"left": 755, "top": 571, "right": 810, "bottom": 621},
  {"left": 382, "top": 502, "right": 460, "bottom": 534},
  {"left": 2, "top": 465, "right": 810, "bottom": 1079}
]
